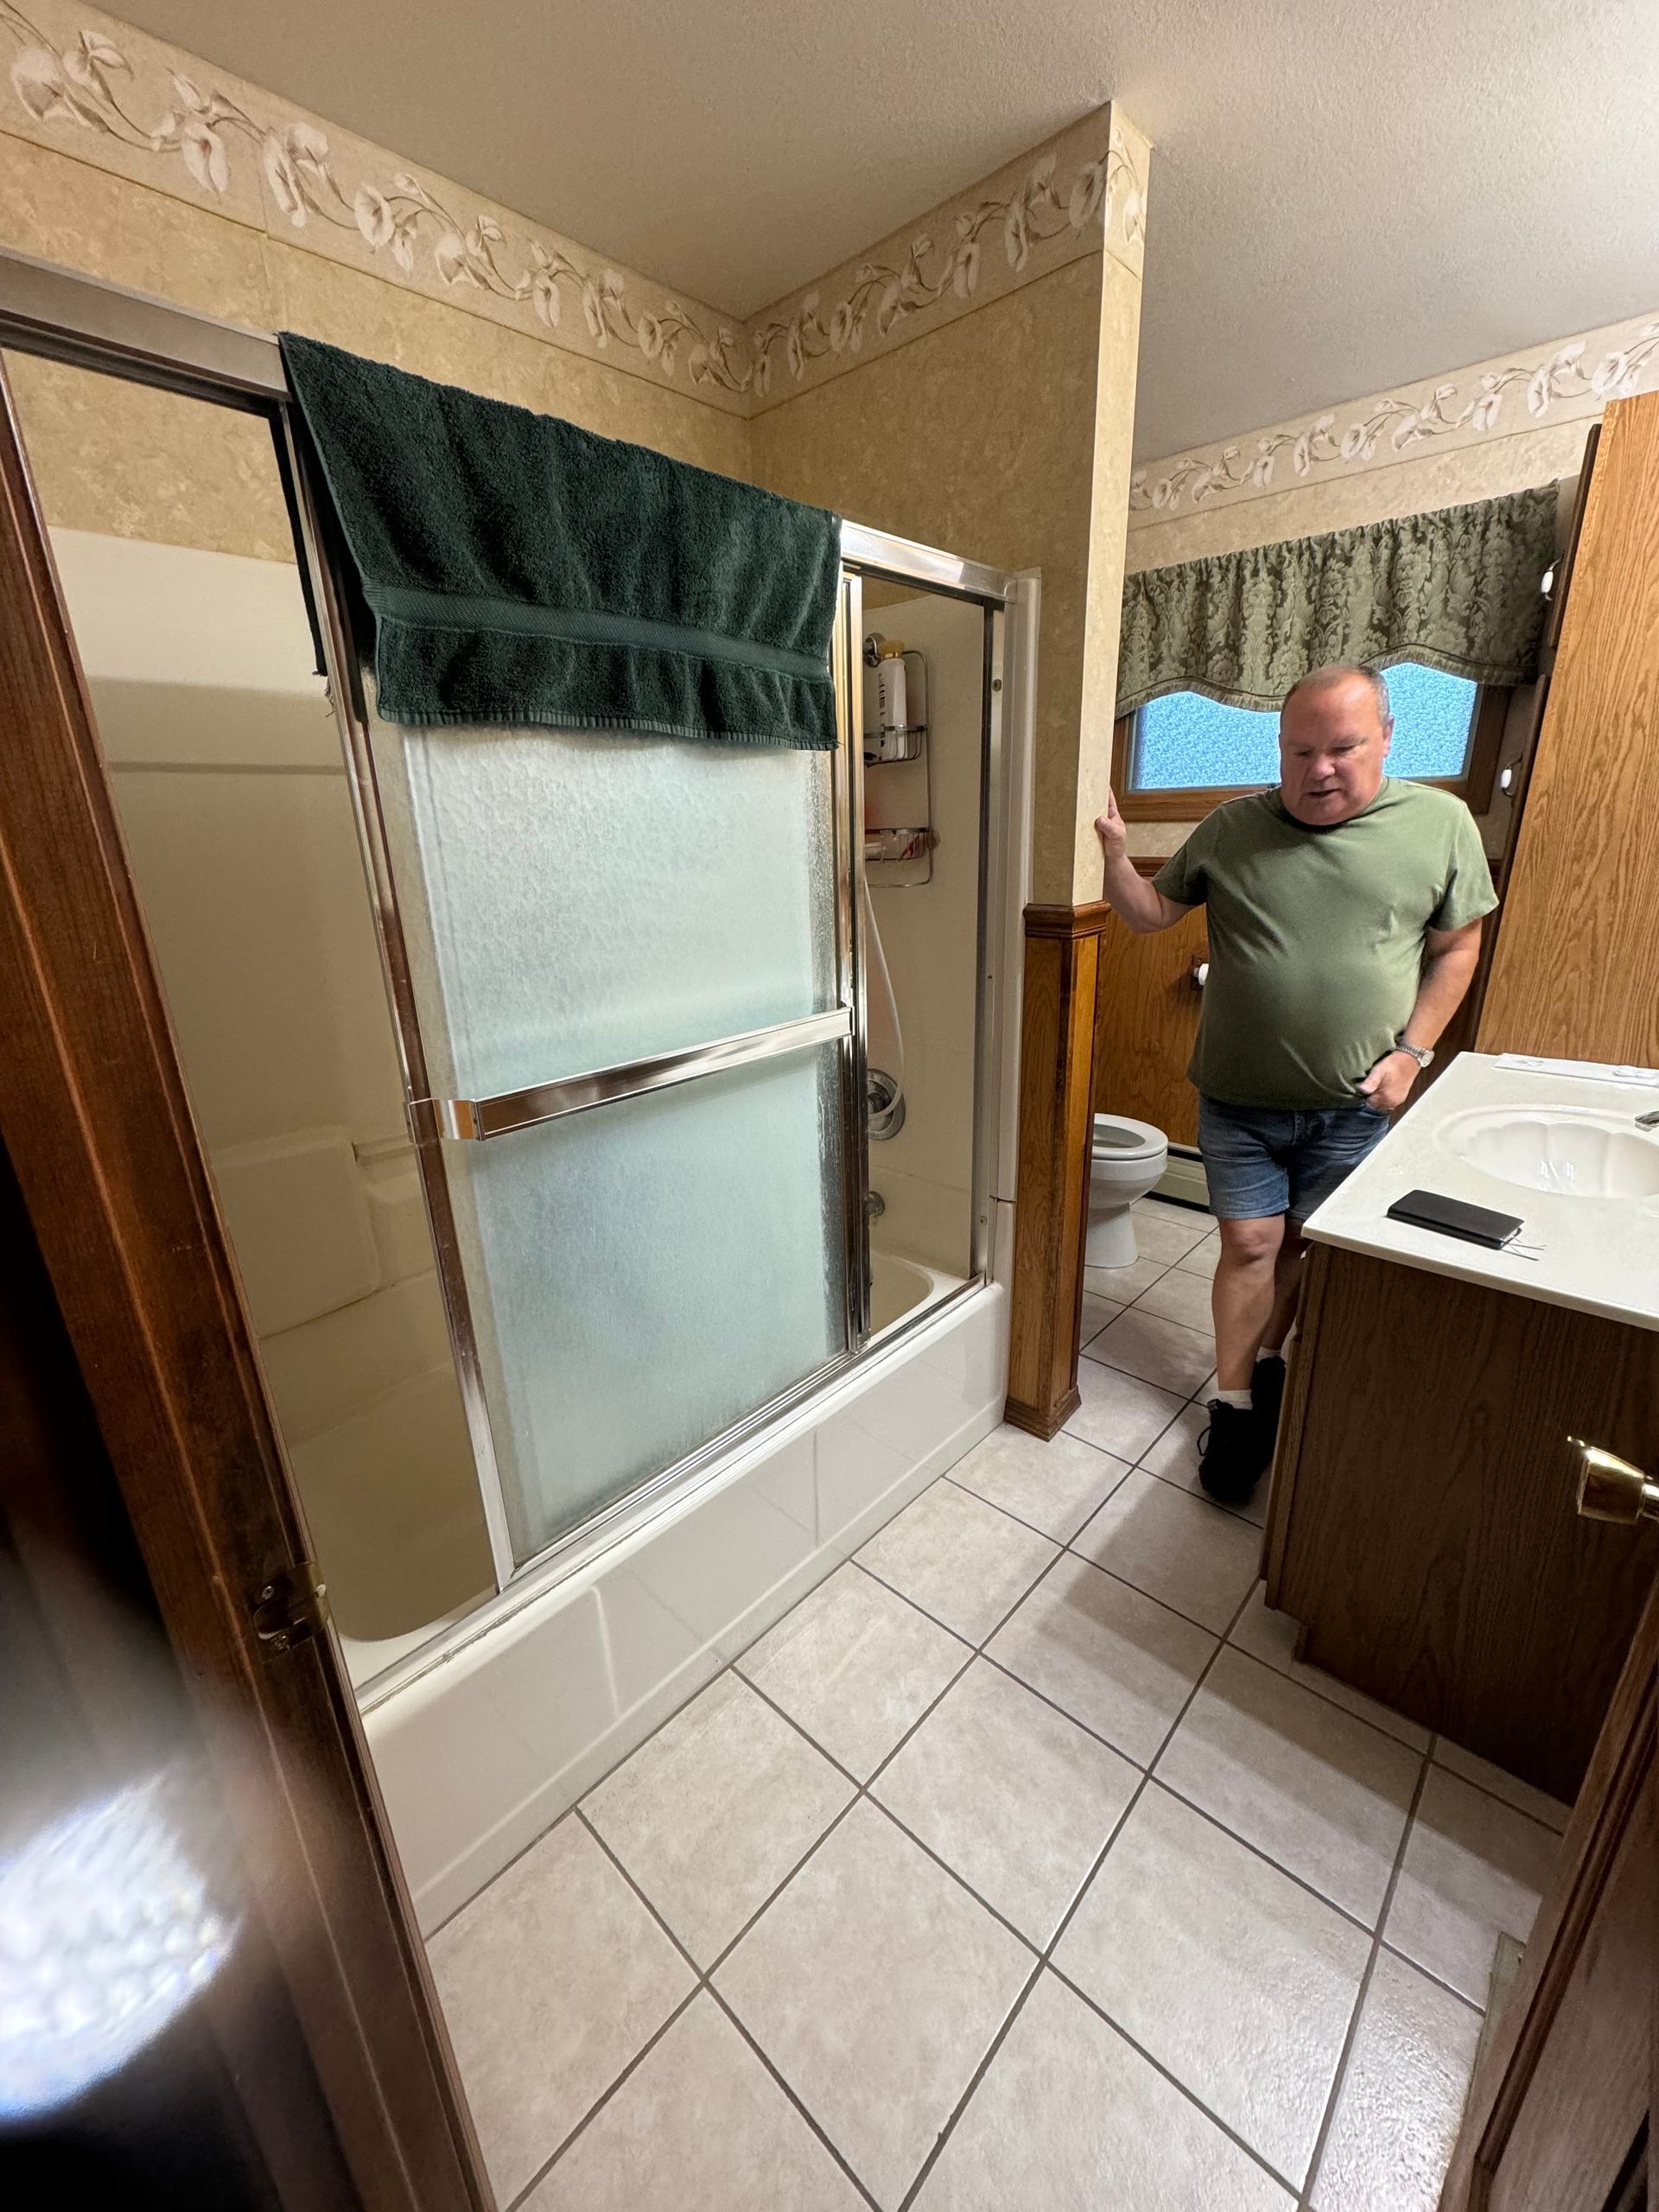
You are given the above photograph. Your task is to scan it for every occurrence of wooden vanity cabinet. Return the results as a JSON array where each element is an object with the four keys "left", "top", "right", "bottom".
[{"left": 1263, "top": 1243, "right": 1659, "bottom": 1802}]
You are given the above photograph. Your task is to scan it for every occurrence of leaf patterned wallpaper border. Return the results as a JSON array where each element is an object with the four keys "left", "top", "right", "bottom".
[
  {"left": 0, "top": 0, "right": 1142, "bottom": 420},
  {"left": 1130, "top": 315, "right": 1659, "bottom": 523}
]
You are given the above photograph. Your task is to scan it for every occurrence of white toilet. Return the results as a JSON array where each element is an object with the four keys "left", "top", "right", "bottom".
[{"left": 1086, "top": 1114, "right": 1169, "bottom": 1268}]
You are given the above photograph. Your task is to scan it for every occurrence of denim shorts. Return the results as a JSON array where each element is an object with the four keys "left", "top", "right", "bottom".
[{"left": 1198, "top": 1096, "right": 1391, "bottom": 1224}]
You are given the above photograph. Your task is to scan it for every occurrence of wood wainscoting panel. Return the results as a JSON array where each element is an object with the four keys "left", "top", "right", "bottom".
[
  {"left": 1093, "top": 899, "right": 1208, "bottom": 1145},
  {"left": 1005, "top": 904, "right": 1107, "bottom": 1438},
  {"left": 1478, "top": 390, "right": 1659, "bottom": 1063},
  {"left": 1269, "top": 1246, "right": 1659, "bottom": 1802}
]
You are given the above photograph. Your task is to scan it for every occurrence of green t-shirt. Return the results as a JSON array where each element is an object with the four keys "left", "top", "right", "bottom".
[{"left": 1152, "top": 779, "right": 1498, "bottom": 1110}]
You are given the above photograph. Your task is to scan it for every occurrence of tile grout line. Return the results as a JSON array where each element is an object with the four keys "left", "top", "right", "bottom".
[
  {"left": 499, "top": 1964, "right": 704, "bottom": 2212},
  {"left": 565, "top": 1799, "right": 887, "bottom": 2212},
  {"left": 581, "top": 1503, "right": 1249, "bottom": 2203},
  {"left": 893, "top": 1956, "right": 1046, "bottom": 2212},
  {"left": 703, "top": 1981, "right": 887, "bottom": 2212},
  {"left": 900, "top": 1577, "right": 1302, "bottom": 2207},
  {"left": 1374, "top": 1935, "right": 1487, "bottom": 2018},
  {"left": 1294, "top": 1745, "right": 1437, "bottom": 2210},
  {"left": 854, "top": 1515, "right": 1238, "bottom": 1655},
  {"left": 517, "top": 1536, "right": 1084, "bottom": 2204}
]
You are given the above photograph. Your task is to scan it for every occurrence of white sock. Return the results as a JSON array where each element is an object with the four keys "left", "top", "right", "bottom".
[{"left": 1213, "top": 1387, "right": 1252, "bottom": 1409}]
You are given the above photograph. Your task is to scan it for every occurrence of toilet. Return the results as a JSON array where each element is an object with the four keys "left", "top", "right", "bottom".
[{"left": 1086, "top": 1114, "right": 1169, "bottom": 1268}]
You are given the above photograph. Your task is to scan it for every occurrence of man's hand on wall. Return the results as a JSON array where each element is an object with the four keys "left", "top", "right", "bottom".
[{"left": 1095, "top": 790, "right": 1129, "bottom": 862}]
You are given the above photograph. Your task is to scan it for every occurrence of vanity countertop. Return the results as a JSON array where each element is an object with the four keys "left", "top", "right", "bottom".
[{"left": 1302, "top": 1050, "right": 1659, "bottom": 1333}]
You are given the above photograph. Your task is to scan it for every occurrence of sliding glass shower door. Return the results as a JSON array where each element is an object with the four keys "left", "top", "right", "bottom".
[{"left": 354, "top": 612, "right": 861, "bottom": 1573}]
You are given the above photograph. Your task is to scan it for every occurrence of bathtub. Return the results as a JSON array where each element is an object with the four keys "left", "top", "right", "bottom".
[
  {"left": 363, "top": 1263, "right": 1007, "bottom": 1929},
  {"left": 870, "top": 1248, "right": 963, "bottom": 1335}
]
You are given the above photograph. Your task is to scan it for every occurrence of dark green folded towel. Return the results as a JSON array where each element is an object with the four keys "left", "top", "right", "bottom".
[{"left": 279, "top": 334, "right": 840, "bottom": 749}]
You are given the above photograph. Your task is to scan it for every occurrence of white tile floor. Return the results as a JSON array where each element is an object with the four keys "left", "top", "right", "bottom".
[{"left": 427, "top": 1198, "right": 1572, "bottom": 2212}]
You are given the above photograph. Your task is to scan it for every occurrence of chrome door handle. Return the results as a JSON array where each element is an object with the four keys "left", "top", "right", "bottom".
[{"left": 1572, "top": 1440, "right": 1659, "bottom": 1525}]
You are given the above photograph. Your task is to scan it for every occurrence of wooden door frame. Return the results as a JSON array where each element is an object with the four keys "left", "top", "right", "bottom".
[
  {"left": 1440, "top": 1574, "right": 1657, "bottom": 2207},
  {"left": 0, "top": 321, "right": 488, "bottom": 2201}
]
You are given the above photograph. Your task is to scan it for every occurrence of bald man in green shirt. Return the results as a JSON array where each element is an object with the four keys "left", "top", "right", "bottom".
[{"left": 1095, "top": 664, "right": 1497, "bottom": 1503}]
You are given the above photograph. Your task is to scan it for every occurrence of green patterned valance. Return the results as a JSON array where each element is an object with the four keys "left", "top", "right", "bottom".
[{"left": 1117, "top": 486, "right": 1557, "bottom": 716}]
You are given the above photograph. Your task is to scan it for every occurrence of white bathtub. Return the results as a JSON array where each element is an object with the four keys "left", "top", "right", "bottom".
[
  {"left": 364, "top": 1269, "right": 1007, "bottom": 1930},
  {"left": 870, "top": 1248, "right": 962, "bottom": 1335}
]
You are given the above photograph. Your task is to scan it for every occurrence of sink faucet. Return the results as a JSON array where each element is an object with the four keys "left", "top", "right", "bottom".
[{"left": 1637, "top": 1107, "right": 1659, "bottom": 1129}]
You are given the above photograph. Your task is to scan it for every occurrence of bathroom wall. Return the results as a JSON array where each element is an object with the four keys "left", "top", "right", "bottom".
[
  {"left": 752, "top": 109, "right": 1150, "bottom": 907},
  {"left": 863, "top": 591, "right": 985, "bottom": 1277},
  {"left": 1120, "top": 310, "right": 1659, "bottom": 856},
  {"left": 0, "top": 2, "right": 750, "bottom": 559},
  {"left": 3, "top": 9, "right": 1149, "bottom": 916}
]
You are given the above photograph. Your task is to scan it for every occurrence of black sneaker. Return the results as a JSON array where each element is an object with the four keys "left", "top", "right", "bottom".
[
  {"left": 1198, "top": 1400, "right": 1270, "bottom": 1505},
  {"left": 1252, "top": 1353, "right": 1287, "bottom": 1434}
]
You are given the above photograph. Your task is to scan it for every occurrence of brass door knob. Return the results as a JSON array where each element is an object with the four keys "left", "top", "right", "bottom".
[{"left": 1573, "top": 1440, "right": 1659, "bottom": 1525}]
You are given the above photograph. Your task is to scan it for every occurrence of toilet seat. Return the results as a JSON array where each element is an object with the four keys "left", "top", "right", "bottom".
[{"left": 1091, "top": 1113, "right": 1165, "bottom": 1165}]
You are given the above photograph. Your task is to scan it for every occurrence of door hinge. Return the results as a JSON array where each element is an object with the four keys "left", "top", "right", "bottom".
[{"left": 251, "top": 1560, "right": 330, "bottom": 1653}]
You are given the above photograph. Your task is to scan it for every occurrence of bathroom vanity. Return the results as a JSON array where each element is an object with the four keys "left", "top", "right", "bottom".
[{"left": 1264, "top": 1052, "right": 1659, "bottom": 1802}]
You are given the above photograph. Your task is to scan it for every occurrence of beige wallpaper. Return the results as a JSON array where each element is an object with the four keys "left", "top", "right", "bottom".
[
  {"left": 749, "top": 110, "right": 1146, "bottom": 411},
  {"left": 0, "top": 132, "right": 748, "bottom": 557},
  {"left": 0, "top": 0, "right": 750, "bottom": 414},
  {"left": 754, "top": 244, "right": 1143, "bottom": 906},
  {"left": 1125, "top": 303, "right": 1659, "bottom": 575},
  {"left": 2, "top": 8, "right": 1149, "bottom": 911},
  {"left": 1126, "top": 416, "right": 1593, "bottom": 575},
  {"left": 0, "top": 4, "right": 1142, "bottom": 428}
]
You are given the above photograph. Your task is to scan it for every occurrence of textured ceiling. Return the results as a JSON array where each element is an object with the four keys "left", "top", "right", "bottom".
[{"left": 112, "top": 0, "right": 1659, "bottom": 458}]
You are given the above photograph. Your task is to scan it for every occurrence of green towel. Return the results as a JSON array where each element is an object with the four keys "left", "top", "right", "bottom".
[{"left": 279, "top": 334, "right": 840, "bottom": 749}]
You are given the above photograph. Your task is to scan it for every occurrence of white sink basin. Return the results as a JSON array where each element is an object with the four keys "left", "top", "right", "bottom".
[{"left": 1440, "top": 1107, "right": 1659, "bottom": 1199}]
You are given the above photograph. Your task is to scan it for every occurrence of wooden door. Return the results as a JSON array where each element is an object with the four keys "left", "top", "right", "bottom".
[
  {"left": 0, "top": 364, "right": 488, "bottom": 2207},
  {"left": 1092, "top": 891, "right": 1208, "bottom": 1145},
  {"left": 1478, "top": 390, "right": 1659, "bottom": 1062},
  {"left": 1440, "top": 1542, "right": 1658, "bottom": 2209}
]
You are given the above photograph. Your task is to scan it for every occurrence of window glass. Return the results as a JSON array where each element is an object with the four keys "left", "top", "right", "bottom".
[{"left": 1132, "top": 662, "right": 1478, "bottom": 792}]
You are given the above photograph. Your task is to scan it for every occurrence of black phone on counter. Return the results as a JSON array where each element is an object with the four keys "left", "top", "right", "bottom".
[{"left": 1385, "top": 1187, "right": 1524, "bottom": 1250}]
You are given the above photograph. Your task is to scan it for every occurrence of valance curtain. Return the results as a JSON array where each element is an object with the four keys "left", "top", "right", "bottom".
[
  {"left": 280, "top": 334, "right": 841, "bottom": 749},
  {"left": 1116, "top": 486, "right": 1557, "bottom": 717}
]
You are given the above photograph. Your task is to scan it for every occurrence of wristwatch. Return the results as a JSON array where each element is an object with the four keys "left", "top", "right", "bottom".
[{"left": 1392, "top": 1039, "right": 1434, "bottom": 1070}]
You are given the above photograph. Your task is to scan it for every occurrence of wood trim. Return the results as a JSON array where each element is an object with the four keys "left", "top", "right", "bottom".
[
  {"left": 1261, "top": 1240, "right": 1329, "bottom": 1597},
  {"left": 1006, "top": 912, "right": 1102, "bottom": 1437},
  {"left": 1130, "top": 855, "right": 1167, "bottom": 877},
  {"left": 1477, "top": 391, "right": 1659, "bottom": 1065},
  {"left": 1545, "top": 423, "right": 1599, "bottom": 657},
  {"left": 1024, "top": 897, "right": 1116, "bottom": 938},
  {"left": 1439, "top": 1575, "right": 1658, "bottom": 2207},
  {"left": 0, "top": 362, "right": 488, "bottom": 2210},
  {"left": 1461, "top": 683, "right": 1508, "bottom": 814},
  {"left": 0, "top": 1140, "right": 358, "bottom": 2204}
]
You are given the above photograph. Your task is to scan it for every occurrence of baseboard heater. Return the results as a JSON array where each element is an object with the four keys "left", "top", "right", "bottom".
[{"left": 1155, "top": 1145, "right": 1210, "bottom": 1211}]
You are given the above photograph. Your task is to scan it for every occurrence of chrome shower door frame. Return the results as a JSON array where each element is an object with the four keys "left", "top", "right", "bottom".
[{"left": 0, "top": 247, "right": 1033, "bottom": 1637}]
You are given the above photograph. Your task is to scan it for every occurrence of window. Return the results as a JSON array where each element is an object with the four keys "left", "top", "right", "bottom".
[{"left": 1115, "top": 661, "right": 1505, "bottom": 820}]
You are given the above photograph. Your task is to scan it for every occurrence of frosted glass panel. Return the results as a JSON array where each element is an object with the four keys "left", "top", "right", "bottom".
[
  {"left": 375, "top": 719, "right": 837, "bottom": 1096},
  {"left": 448, "top": 1044, "right": 847, "bottom": 1560}
]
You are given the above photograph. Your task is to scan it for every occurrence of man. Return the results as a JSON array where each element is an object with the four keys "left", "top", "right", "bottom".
[{"left": 1095, "top": 663, "right": 1497, "bottom": 1503}]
